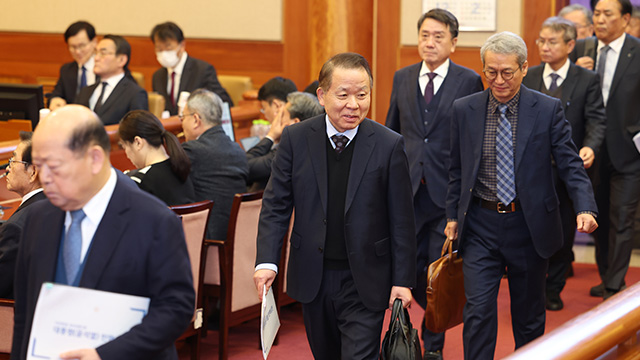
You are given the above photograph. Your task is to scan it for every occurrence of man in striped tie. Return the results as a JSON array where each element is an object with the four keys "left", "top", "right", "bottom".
[{"left": 445, "top": 32, "right": 599, "bottom": 360}]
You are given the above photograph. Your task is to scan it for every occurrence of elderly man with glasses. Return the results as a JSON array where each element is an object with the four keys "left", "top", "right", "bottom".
[{"left": 445, "top": 32, "right": 599, "bottom": 359}]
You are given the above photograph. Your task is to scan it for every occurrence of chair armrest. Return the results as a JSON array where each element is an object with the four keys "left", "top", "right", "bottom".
[{"left": 205, "top": 239, "right": 225, "bottom": 247}]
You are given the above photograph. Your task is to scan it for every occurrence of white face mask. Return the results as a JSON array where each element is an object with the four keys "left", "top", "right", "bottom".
[{"left": 156, "top": 50, "right": 180, "bottom": 69}]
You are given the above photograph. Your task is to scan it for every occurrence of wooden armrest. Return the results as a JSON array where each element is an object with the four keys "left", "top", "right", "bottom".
[{"left": 205, "top": 239, "right": 225, "bottom": 247}]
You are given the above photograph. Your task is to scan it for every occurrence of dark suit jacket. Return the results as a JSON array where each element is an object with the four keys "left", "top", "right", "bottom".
[
  {"left": 11, "top": 171, "right": 194, "bottom": 360},
  {"left": 446, "top": 86, "right": 598, "bottom": 259},
  {"left": 0, "top": 191, "right": 46, "bottom": 299},
  {"left": 523, "top": 62, "right": 606, "bottom": 152},
  {"left": 152, "top": 56, "right": 233, "bottom": 115},
  {"left": 570, "top": 34, "right": 640, "bottom": 172},
  {"left": 255, "top": 115, "right": 416, "bottom": 311},
  {"left": 47, "top": 62, "right": 79, "bottom": 104},
  {"left": 75, "top": 76, "right": 148, "bottom": 125},
  {"left": 385, "top": 61, "right": 483, "bottom": 206},
  {"left": 182, "top": 126, "right": 248, "bottom": 240},
  {"left": 246, "top": 137, "right": 276, "bottom": 191}
]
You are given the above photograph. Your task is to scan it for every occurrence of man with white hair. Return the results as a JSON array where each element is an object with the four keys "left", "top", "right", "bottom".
[{"left": 559, "top": 4, "right": 595, "bottom": 39}]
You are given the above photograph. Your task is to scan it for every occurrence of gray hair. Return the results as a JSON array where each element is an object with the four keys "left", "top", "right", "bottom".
[
  {"left": 558, "top": 4, "right": 593, "bottom": 25},
  {"left": 480, "top": 32, "right": 528, "bottom": 68},
  {"left": 286, "top": 92, "right": 324, "bottom": 122},
  {"left": 541, "top": 16, "right": 577, "bottom": 42},
  {"left": 186, "top": 89, "right": 223, "bottom": 127}
]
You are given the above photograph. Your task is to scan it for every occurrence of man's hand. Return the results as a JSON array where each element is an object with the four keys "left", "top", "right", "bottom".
[
  {"left": 575, "top": 56, "right": 595, "bottom": 70},
  {"left": 49, "top": 97, "right": 67, "bottom": 110},
  {"left": 388, "top": 286, "right": 412, "bottom": 309},
  {"left": 577, "top": 213, "right": 598, "bottom": 233},
  {"left": 59, "top": 348, "right": 100, "bottom": 360},
  {"left": 253, "top": 269, "right": 277, "bottom": 302},
  {"left": 444, "top": 221, "right": 458, "bottom": 241},
  {"left": 579, "top": 147, "right": 595, "bottom": 168},
  {"left": 266, "top": 107, "right": 287, "bottom": 143}
]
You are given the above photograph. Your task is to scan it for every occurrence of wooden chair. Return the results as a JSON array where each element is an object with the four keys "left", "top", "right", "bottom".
[
  {"left": 0, "top": 120, "right": 32, "bottom": 142},
  {"left": 204, "top": 191, "right": 264, "bottom": 360},
  {"left": 130, "top": 71, "right": 145, "bottom": 89},
  {"left": 0, "top": 299, "right": 14, "bottom": 359},
  {"left": 148, "top": 92, "right": 166, "bottom": 119},
  {"left": 218, "top": 75, "right": 253, "bottom": 106},
  {"left": 170, "top": 200, "right": 214, "bottom": 360}
]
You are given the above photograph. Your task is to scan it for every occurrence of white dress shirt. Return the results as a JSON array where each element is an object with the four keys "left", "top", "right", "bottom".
[
  {"left": 542, "top": 58, "right": 570, "bottom": 90},
  {"left": 597, "top": 33, "right": 625, "bottom": 105},
  {"left": 89, "top": 72, "right": 125, "bottom": 110},
  {"left": 20, "top": 188, "right": 44, "bottom": 206},
  {"left": 167, "top": 51, "right": 189, "bottom": 104},
  {"left": 419, "top": 58, "right": 450, "bottom": 97}
]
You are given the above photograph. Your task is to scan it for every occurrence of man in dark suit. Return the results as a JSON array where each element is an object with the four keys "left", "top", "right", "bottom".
[
  {"left": 253, "top": 53, "right": 416, "bottom": 360},
  {"left": 151, "top": 22, "right": 233, "bottom": 115},
  {"left": 48, "top": 21, "right": 98, "bottom": 110},
  {"left": 523, "top": 17, "right": 606, "bottom": 311},
  {"left": 180, "top": 89, "right": 248, "bottom": 240},
  {"left": 569, "top": 0, "right": 640, "bottom": 299},
  {"left": 446, "top": 32, "right": 598, "bottom": 359},
  {"left": 247, "top": 91, "right": 323, "bottom": 191},
  {"left": 385, "top": 9, "right": 483, "bottom": 359},
  {"left": 11, "top": 105, "right": 194, "bottom": 360},
  {"left": 75, "top": 35, "right": 148, "bottom": 125},
  {"left": 0, "top": 132, "right": 45, "bottom": 299}
]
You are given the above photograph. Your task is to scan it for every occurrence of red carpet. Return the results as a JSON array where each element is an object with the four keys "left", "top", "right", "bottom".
[{"left": 183, "top": 263, "right": 640, "bottom": 359}]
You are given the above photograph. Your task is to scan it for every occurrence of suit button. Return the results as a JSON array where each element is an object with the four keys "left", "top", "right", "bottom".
[
  {"left": 464, "top": 212, "right": 467, "bottom": 216},
  {"left": 469, "top": 188, "right": 473, "bottom": 192},
  {"left": 424, "top": 109, "right": 428, "bottom": 113},
  {"left": 318, "top": 247, "right": 323, "bottom": 253},
  {"left": 424, "top": 138, "right": 429, "bottom": 143},
  {"left": 424, "top": 121, "right": 428, "bottom": 126},
  {"left": 323, "top": 219, "right": 327, "bottom": 225}
]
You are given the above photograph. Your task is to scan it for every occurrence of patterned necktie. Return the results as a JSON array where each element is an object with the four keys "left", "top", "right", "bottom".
[
  {"left": 424, "top": 72, "right": 437, "bottom": 105},
  {"left": 79, "top": 66, "right": 87, "bottom": 90},
  {"left": 549, "top": 73, "right": 560, "bottom": 92},
  {"left": 93, "top": 82, "right": 108, "bottom": 112},
  {"left": 170, "top": 71, "right": 176, "bottom": 108},
  {"left": 496, "top": 104, "right": 516, "bottom": 205},
  {"left": 596, "top": 45, "right": 611, "bottom": 88},
  {"left": 63, "top": 209, "right": 86, "bottom": 284},
  {"left": 331, "top": 134, "right": 348, "bottom": 154}
]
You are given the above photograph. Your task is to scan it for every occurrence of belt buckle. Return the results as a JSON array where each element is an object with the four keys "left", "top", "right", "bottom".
[{"left": 497, "top": 202, "right": 515, "bottom": 213}]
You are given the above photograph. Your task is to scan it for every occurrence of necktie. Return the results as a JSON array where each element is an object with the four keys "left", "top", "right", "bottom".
[
  {"left": 79, "top": 66, "right": 87, "bottom": 90},
  {"left": 596, "top": 45, "right": 611, "bottom": 88},
  {"left": 170, "top": 71, "right": 176, "bottom": 108},
  {"left": 496, "top": 104, "right": 516, "bottom": 205},
  {"left": 549, "top": 73, "right": 560, "bottom": 92},
  {"left": 63, "top": 209, "right": 86, "bottom": 284},
  {"left": 424, "top": 72, "right": 437, "bottom": 105},
  {"left": 93, "top": 82, "right": 108, "bottom": 112},
  {"left": 331, "top": 134, "right": 348, "bottom": 154}
]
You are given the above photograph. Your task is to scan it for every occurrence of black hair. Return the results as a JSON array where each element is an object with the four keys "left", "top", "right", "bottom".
[
  {"left": 150, "top": 22, "right": 185, "bottom": 43},
  {"left": 64, "top": 21, "right": 96, "bottom": 43}
]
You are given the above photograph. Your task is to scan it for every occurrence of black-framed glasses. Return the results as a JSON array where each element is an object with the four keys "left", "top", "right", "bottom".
[
  {"left": 483, "top": 67, "right": 521, "bottom": 81},
  {"left": 8, "top": 157, "right": 29, "bottom": 168},
  {"left": 178, "top": 112, "right": 196, "bottom": 121}
]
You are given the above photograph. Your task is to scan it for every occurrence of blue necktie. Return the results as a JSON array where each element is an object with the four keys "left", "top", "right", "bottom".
[
  {"left": 63, "top": 209, "right": 86, "bottom": 284},
  {"left": 496, "top": 104, "right": 515, "bottom": 205},
  {"left": 79, "top": 65, "right": 87, "bottom": 89}
]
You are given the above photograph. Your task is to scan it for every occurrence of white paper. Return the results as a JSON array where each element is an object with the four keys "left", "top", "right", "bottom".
[
  {"left": 27, "top": 283, "right": 150, "bottom": 360},
  {"left": 633, "top": 132, "right": 640, "bottom": 154},
  {"left": 260, "top": 284, "right": 280, "bottom": 360},
  {"left": 220, "top": 102, "right": 234, "bottom": 141}
]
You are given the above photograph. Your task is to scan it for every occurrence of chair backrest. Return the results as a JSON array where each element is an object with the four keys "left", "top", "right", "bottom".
[
  {"left": 0, "top": 120, "right": 32, "bottom": 142},
  {"left": 0, "top": 299, "right": 14, "bottom": 354},
  {"left": 218, "top": 75, "right": 253, "bottom": 106},
  {"left": 130, "top": 71, "right": 145, "bottom": 89},
  {"left": 148, "top": 92, "right": 166, "bottom": 119},
  {"left": 170, "top": 200, "right": 213, "bottom": 312}
]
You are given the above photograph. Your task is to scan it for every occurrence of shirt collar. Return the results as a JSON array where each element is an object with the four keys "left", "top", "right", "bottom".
[
  {"left": 171, "top": 51, "right": 189, "bottom": 76},
  {"left": 100, "top": 72, "right": 125, "bottom": 87},
  {"left": 420, "top": 58, "right": 450, "bottom": 80},
  {"left": 542, "top": 58, "right": 570, "bottom": 80},
  {"left": 80, "top": 55, "right": 95, "bottom": 71},
  {"left": 66, "top": 168, "right": 117, "bottom": 229},
  {"left": 325, "top": 115, "right": 358, "bottom": 140},
  {"left": 20, "top": 188, "right": 43, "bottom": 206},
  {"left": 488, "top": 89, "right": 521, "bottom": 115},
  {"left": 598, "top": 33, "right": 626, "bottom": 54}
]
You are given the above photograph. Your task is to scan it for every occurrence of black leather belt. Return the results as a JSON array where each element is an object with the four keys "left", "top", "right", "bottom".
[{"left": 474, "top": 197, "right": 521, "bottom": 213}]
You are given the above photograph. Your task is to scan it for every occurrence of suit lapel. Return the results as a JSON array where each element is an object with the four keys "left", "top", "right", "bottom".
[
  {"left": 468, "top": 91, "right": 488, "bottom": 175},
  {"left": 426, "top": 63, "right": 459, "bottom": 135},
  {"left": 528, "top": 67, "right": 545, "bottom": 91},
  {"left": 406, "top": 63, "right": 423, "bottom": 134},
  {"left": 561, "top": 64, "right": 579, "bottom": 110},
  {"left": 345, "top": 120, "right": 374, "bottom": 213},
  {"left": 307, "top": 118, "right": 328, "bottom": 215},
  {"left": 97, "top": 77, "right": 127, "bottom": 113},
  {"left": 515, "top": 86, "right": 538, "bottom": 172},
  {"left": 13, "top": 191, "right": 46, "bottom": 215},
  {"left": 35, "top": 206, "right": 65, "bottom": 284},
  {"left": 179, "top": 56, "right": 195, "bottom": 94},
  {"left": 610, "top": 35, "right": 636, "bottom": 99}
]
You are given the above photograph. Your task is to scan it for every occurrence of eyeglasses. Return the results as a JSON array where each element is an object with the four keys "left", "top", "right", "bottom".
[
  {"left": 535, "top": 38, "right": 563, "bottom": 47},
  {"left": 483, "top": 67, "right": 521, "bottom": 81},
  {"left": 178, "top": 112, "right": 196, "bottom": 121},
  {"left": 8, "top": 157, "right": 29, "bottom": 168},
  {"left": 94, "top": 49, "right": 116, "bottom": 58},
  {"left": 68, "top": 42, "right": 90, "bottom": 52}
]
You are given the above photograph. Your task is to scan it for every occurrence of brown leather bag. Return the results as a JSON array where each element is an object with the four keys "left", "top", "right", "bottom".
[{"left": 424, "top": 237, "right": 465, "bottom": 333}]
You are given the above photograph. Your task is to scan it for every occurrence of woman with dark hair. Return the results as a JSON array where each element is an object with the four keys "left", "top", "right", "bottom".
[{"left": 118, "top": 110, "right": 195, "bottom": 206}]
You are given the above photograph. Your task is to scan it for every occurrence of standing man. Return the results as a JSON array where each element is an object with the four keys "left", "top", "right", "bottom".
[
  {"left": 180, "top": 89, "right": 248, "bottom": 240},
  {"left": 559, "top": 4, "right": 595, "bottom": 39},
  {"left": 523, "top": 17, "right": 606, "bottom": 310},
  {"left": 12, "top": 105, "right": 194, "bottom": 360},
  {"left": 385, "top": 9, "right": 482, "bottom": 359},
  {"left": 446, "top": 32, "right": 598, "bottom": 359},
  {"left": 151, "top": 22, "right": 233, "bottom": 115},
  {"left": 75, "top": 35, "right": 148, "bottom": 125},
  {"left": 0, "top": 132, "right": 45, "bottom": 299},
  {"left": 570, "top": 0, "right": 640, "bottom": 299},
  {"left": 253, "top": 53, "right": 416, "bottom": 360},
  {"left": 48, "top": 21, "right": 98, "bottom": 109},
  {"left": 626, "top": 6, "right": 640, "bottom": 38}
]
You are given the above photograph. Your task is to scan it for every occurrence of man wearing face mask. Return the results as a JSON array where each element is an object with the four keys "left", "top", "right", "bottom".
[{"left": 151, "top": 22, "right": 233, "bottom": 115}]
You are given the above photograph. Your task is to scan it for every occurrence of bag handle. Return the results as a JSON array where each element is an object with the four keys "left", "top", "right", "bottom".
[
  {"left": 388, "top": 298, "right": 411, "bottom": 335},
  {"left": 440, "top": 236, "right": 454, "bottom": 258}
]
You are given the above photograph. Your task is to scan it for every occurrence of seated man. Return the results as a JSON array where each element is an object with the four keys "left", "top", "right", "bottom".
[
  {"left": 247, "top": 91, "right": 324, "bottom": 191},
  {"left": 75, "top": 35, "right": 148, "bottom": 125},
  {"left": 48, "top": 21, "right": 98, "bottom": 109},
  {"left": 151, "top": 22, "right": 233, "bottom": 115},
  {"left": 181, "top": 89, "right": 248, "bottom": 240},
  {"left": 0, "top": 132, "right": 45, "bottom": 299},
  {"left": 257, "top": 76, "right": 297, "bottom": 123}
]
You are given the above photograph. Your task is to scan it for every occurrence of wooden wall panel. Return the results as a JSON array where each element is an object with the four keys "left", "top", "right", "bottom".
[{"left": 373, "top": 0, "right": 401, "bottom": 122}]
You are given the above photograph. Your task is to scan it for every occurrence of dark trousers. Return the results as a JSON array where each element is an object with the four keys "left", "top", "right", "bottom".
[
  {"left": 594, "top": 149, "right": 640, "bottom": 290},
  {"left": 462, "top": 201, "right": 547, "bottom": 360},
  {"left": 412, "top": 184, "right": 446, "bottom": 351},
  {"left": 301, "top": 267, "right": 385, "bottom": 360}
]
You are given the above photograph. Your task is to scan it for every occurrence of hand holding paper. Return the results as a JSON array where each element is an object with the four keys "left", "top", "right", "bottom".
[{"left": 260, "top": 284, "right": 280, "bottom": 360}]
